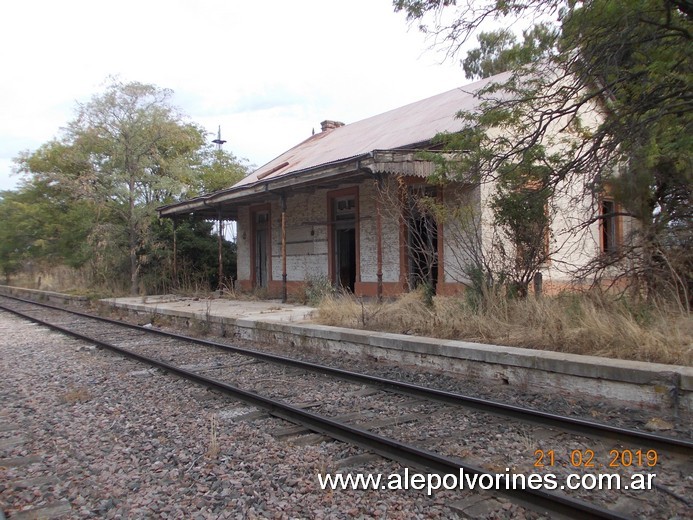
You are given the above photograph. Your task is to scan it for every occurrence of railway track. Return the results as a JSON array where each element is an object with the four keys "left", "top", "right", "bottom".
[{"left": 1, "top": 294, "right": 690, "bottom": 519}]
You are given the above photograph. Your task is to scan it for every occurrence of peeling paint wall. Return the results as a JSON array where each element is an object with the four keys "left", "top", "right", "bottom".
[
  {"left": 270, "top": 191, "right": 329, "bottom": 283},
  {"left": 441, "top": 185, "right": 481, "bottom": 285},
  {"left": 359, "top": 180, "right": 401, "bottom": 284},
  {"left": 235, "top": 173, "right": 637, "bottom": 293},
  {"left": 237, "top": 208, "right": 250, "bottom": 282}
]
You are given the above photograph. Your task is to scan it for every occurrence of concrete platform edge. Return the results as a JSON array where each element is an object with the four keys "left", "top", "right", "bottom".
[
  {"left": 1, "top": 285, "right": 690, "bottom": 414},
  {"left": 102, "top": 297, "right": 691, "bottom": 414},
  {"left": 0, "top": 285, "right": 88, "bottom": 304}
]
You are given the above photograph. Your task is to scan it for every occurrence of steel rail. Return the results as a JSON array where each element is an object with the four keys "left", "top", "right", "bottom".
[
  {"left": 0, "top": 294, "right": 690, "bottom": 458},
  {"left": 1, "top": 300, "right": 634, "bottom": 520}
]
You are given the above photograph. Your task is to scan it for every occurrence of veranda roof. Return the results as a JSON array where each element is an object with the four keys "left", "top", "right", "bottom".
[{"left": 157, "top": 71, "right": 509, "bottom": 219}]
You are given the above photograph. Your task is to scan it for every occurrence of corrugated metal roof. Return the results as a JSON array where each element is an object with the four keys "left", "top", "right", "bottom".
[
  {"left": 234, "top": 72, "right": 510, "bottom": 189},
  {"left": 156, "top": 72, "right": 510, "bottom": 218}
]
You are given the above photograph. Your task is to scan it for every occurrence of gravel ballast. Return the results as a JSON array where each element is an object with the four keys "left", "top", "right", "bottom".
[
  {"left": 3, "top": 305, "right": 688, "bottom": 519},
  {"left": 0, "top": 313, "right": 481, "bottom": 519}
]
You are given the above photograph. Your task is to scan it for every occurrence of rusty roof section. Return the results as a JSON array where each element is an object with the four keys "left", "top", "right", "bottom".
[
  {"left": 233, "top": 72, "right": 510, "bottom": 189},
  {"left": 157, "top": 72, "right": 510, "bottom": 218}
]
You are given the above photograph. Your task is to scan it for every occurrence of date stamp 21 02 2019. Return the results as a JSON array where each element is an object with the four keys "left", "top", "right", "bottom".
[{"left": 534, "top": 448, "right": 659, "bottom": 469}]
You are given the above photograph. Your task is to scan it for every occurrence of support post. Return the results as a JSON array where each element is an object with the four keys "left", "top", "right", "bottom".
[
  {"left": 375, "top": 176, "right": 384, "bottom": 302},
  {"left": 533, "top": 271, "right": 543, "bottom": 298},
  {"left": 172, "top": 217, "right": 178, "bottom": 290},
  {"left": 217, "top": 206, "right": 224, "bottom": 291},
  {"left": 281, "top": 194, "right": 287, "bottom": 303}
]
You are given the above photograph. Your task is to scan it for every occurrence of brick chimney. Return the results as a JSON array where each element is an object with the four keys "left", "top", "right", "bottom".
[{"left": 320, "top": 120, "right": 345, "bottom": 132}]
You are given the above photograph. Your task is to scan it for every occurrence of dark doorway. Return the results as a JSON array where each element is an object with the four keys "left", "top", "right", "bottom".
[
  {"left": 332, "top": 195, "right": 356, "bottom": 292},
  {"left": 407, "top": 186, "right": 438, "bottom": 291},
  {"left": 335, "top": 227, "right": 356, "bottom": 292}
]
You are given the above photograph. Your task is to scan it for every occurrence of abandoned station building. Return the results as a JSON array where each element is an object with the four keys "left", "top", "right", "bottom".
[{"left": 158, "top": 72, "right": 629, "bottom": 300}]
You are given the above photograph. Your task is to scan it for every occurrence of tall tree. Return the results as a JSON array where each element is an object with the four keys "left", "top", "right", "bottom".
[
  {"left": 64, "top": 79, "right": 205, "bottom": 294},
  {"left": 462, "top": 23, "right": 557, "bottom": 80},
  {"left": 188, "top": 146, "right": 251, "bottom": 197},
  {"left": 0, "top": 190, "right": 34, "bottom": 283},
  {"left": 395, "top": 0, "right": 692, "bottom": 303},
  {"left": 11, "top": 80, "right": 251, "bottom": 294},
  {"left": 0, "top": 179, "right": 96, "bottom": 283}
]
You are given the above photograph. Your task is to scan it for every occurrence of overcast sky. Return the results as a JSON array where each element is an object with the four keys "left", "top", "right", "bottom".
[{"left": 0, "top": 0, "right": 470, "bottom": 192}]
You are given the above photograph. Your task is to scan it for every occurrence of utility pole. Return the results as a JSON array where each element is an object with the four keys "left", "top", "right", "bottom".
[
  {"left": 212, "top": 126, "right": 226, "bottom": 151},
  {"left": 213, "top": 126, "right": 227, "bottom": 292}
]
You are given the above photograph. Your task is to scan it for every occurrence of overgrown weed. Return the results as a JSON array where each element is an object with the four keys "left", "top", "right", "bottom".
[
  {"left": 60, "top": 386, "right": 91, "bottom": 404},
  {"left": 206, "top": 414, "right": 220, "bottom": 459},
  {"left": 317, "top": 290, "right": 692, "bottom": 365}
]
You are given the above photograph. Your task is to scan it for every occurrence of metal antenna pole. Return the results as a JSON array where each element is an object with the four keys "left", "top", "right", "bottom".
[{"left": 212, "top": 126, "right": 226, "bottom": 151}]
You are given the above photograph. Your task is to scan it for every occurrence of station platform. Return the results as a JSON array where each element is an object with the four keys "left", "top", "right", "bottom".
[
  {"left": 104, "top": 294, "right": 315, "bottom": 324},
  {"left": 1, "top": 285, "right": 691, "bottom": 416}
]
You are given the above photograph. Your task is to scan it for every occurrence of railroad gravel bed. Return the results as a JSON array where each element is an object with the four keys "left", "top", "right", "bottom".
[
  {"left": 3, "top": 299, "right": 689, "bottom": 518},
  {"left": 1, "top": 312, "right": 530, "bottom": 519},
  {"left": 47, "top": 298, "right": 682, "bottom": 438},
  {"left": 113, "top": 306, "right": 688, "bottom": 438}
]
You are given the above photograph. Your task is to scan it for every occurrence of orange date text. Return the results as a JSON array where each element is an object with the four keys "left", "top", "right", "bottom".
[{"left": 533, "top": 449, "right": 658, "bottom": 468}]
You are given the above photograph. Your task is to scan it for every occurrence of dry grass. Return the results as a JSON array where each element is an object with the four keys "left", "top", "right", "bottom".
[
  {"left": 316, "top": 290, "right": 692, "bottom": 366},
  {"left": 60, "top": 386, "right": 91, "bottom": 404},
  {"left": 206, "top": 414, "right": 220, "bottom": 459}
]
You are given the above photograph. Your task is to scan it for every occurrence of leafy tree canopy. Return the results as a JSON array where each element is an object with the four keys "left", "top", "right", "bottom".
[
  {"left": 395, "top": 0, "right": 692, "bottom": 302},
  {"left": 462, "top": 23, "right": 557, "bottom": 80},
  {"left": 8, "top": 78, "right": 250, "bottom": 294},
  {"left": 188, "top": 147, "right": 251, "bottom": 197}
]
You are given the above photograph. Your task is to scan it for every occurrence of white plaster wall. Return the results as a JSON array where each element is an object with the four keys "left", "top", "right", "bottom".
[
  {"left": 442, "top": 185, "right": 481, "bottom": 285},
  {"left": 236, "top": 208, "right": 250, "bottom": 281},
  {"left": 382, "top": 189, "right": 403, "bottom": 283},
  {"left": 359, "top": 180, "right": 401, "bottom": 283},
  {"left": 269, "top": 192, "right": 329, "bottom": 283},
  {"left": 473, "top": 177, "right": 639, "bottom": 287},
  {"left": 545, "top": 181, "right": 639, "bottom": 284},
  {"left": 476, "top": 176, "right": 602, "bottom": 285},
  {"left": 544, "top": 176, "right": 600, "bottom": 283},
  {"left": 467, "top": 83, "right": 640, "bottom": 286}
]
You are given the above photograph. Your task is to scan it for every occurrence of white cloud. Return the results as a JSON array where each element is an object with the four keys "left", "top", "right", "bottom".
[{"left": 0, "top": 0, "right": 467, "bottom": 191}]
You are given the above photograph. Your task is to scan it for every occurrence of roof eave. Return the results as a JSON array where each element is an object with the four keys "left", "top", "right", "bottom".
[
  {"left": 157, "top": 153, "right": 373, "bottom": 218},
  {"left": 156, "top": 147, "right": 463, "bottom": 219}
]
